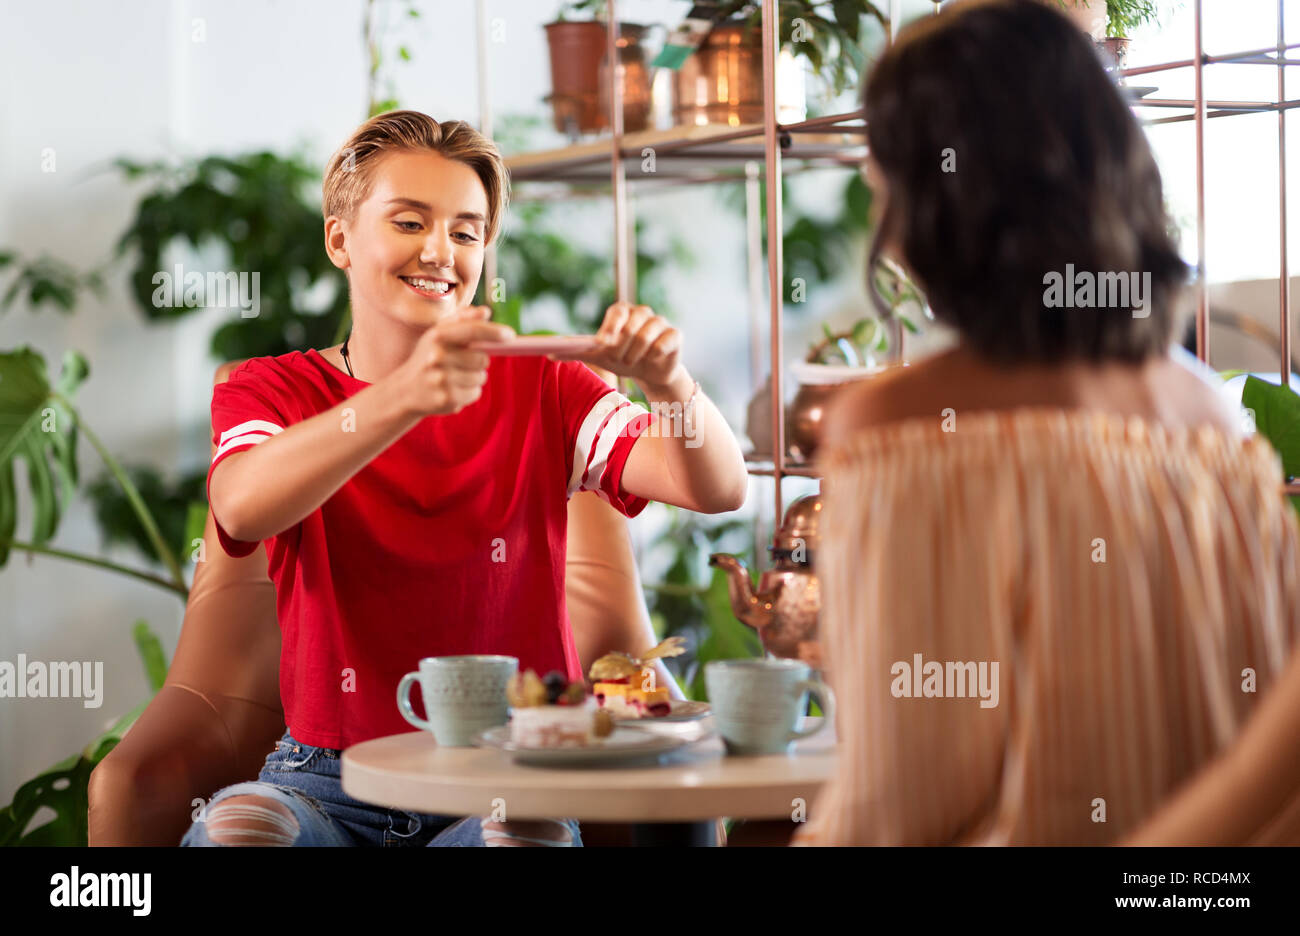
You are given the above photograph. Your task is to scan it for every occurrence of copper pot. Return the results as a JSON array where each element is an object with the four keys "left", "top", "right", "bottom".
[
  {"left": 673, "top": 22, "right": 764, "bottom": 127},
  {"left": 786, "top": 383, "right": 841, "bottom": 462},
  {"left": 598, "top": 24, "right": 652, "bottom": 133},
  {"left": 545, "top": 21, "right": 654, "bottom": 137},
  {"left": 786, "top": 363, "right": 880, "bottom": 461}
]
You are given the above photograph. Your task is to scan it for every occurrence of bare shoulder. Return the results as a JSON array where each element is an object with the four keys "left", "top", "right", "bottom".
[{"left": 823, "top": 353, "right": 959, "bottom": 444}]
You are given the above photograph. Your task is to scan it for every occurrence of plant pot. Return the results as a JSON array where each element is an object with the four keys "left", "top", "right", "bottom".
[
  {"left": 786, "top": 362, "right": 880, "bottom": 461},
  {"left": 746, "top": 363, "right": 881, "bottom": 462},
  {"left": 545, "top": 21, "right": 655, "bottom": 137},
  {"left": 673, "top": 22, "right": 806, "bottom": 128},
  {"left": 1099, "top": 36, "right": 1130, "bottom": 71},
  {"left": 598, "top": 23, "right": 653, "bottom": 133},
  {"left": 545, "top": 21, "right": 608, "bottom": 136}
]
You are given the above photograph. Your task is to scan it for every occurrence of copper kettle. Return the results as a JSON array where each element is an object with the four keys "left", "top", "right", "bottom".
[{"left": 709, "top": 494, "right": 821, "bottom": 660}]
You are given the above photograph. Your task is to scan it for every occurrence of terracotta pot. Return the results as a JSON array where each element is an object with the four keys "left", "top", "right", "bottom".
[
  {"left": 1099, "top": 36, "right": 1130, "bottom": 71},
  {"left": 545, "top": 21, "right": 608, "bottom": 135}
]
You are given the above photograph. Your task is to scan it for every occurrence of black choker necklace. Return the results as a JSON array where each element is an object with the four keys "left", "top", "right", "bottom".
[{"left": 340, "top": 331, "right": 355, "bottom": 378}]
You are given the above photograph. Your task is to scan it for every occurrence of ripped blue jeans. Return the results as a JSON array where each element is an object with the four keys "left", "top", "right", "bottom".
[{"left": 179, "top": 729, "right": 582, "bottom": 847}]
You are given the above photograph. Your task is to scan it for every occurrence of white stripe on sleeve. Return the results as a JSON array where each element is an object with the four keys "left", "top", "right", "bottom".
[
  {"left": 219, "top": 419, "right": 283, "bottom": 445},
  {"left": 578, "top": 400, "right": 648, "bottom": 495},
  {"left": 568, "top": 390, "right": 624, "bottom": 494},
  {"left": 213, "top": 429, "right": 279, "bottom": 462}
]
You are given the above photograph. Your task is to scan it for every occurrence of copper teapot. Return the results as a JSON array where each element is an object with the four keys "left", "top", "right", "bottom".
[{"left": 709, "top": 494, "right": 821, "bottom": 660}]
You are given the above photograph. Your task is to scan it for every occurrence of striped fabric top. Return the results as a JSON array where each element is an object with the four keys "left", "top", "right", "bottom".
[{"left": 792, "top": 408, "right": 1300, "bottom": 845}]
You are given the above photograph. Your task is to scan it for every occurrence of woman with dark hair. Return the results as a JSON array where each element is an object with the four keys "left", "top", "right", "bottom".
[{"left": 792, "top": 0, "right": 1300, "bottom": 845}]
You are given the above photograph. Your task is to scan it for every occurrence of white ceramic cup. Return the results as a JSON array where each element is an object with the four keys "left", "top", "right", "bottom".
[
  {"left": 704, "top": 658, "right": 836, "bottom": 756},
  {"left": 396, "top": 655, "right": 517, "bottom": 747}
]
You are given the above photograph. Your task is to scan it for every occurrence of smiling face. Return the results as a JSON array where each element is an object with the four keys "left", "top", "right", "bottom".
[{"left": 327, "top": 149, "right": 489, "bottom": 329}]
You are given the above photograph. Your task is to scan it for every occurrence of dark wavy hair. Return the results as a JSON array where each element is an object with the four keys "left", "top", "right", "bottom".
[{"left": 863, "top": 0, "right": 1191, "bottom": 364}]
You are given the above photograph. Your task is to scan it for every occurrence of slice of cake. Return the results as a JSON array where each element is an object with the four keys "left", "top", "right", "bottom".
[
  {"left": 506, "top": 669, "right": 614, "bottom": 748},
  {"left": 588, "top": 637, "right": 686, "bottom": 719},
  {"left": 593, "top": 674, "right": 672, "bottom": 718}
]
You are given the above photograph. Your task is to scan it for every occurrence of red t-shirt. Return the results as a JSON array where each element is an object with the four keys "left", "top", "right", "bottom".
[{"left": 206, "top": 348, "right": 652, "bottom": 749}]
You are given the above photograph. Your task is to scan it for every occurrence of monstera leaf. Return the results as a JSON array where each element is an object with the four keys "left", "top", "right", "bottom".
[{"left": 0, "top": 347, "right": 87, "bottom": 565}]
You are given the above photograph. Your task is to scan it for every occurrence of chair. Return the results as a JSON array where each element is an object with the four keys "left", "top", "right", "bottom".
[{"left": 87, "top": 361, "right": 661, "bottom": 847}]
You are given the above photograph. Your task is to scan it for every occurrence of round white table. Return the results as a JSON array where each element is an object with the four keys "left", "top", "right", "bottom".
[{"left": 341, "top": 717, "right": 837, "bottom": 846}]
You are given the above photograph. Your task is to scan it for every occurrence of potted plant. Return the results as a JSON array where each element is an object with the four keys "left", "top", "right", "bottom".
[
  {"left": 544, "top": 0, "right": 652, "bottom": 137},
  {"left": 672, "top": 0, "right": 888, "bottom": 127},
  {"left": 785, "top": 259, "right": 924, "bottom": 460},
  {"left": 1055, "top": 1, "right": 1168, "bottom": 71},
  {"left": 785, "top": 318, "right": 890, "bottom": 460},
  {"left": 745, "top": 256, "right": 925, "bottom": 461},
  {"left": 1099, "top": 0, "right": 1166, "bottom": 70}
]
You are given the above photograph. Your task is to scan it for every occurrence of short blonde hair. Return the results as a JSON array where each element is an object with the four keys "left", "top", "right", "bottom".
[{"left": 322, "top": 110, "right": 508, "bottom": 244}]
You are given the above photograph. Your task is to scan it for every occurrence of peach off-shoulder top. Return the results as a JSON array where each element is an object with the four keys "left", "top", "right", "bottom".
[{"left": 792, "top": 408, "right": 1300, "bottom": 845}]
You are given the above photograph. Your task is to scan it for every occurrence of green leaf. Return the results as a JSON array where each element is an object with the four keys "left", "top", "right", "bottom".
[
  {"left": 133, "top": 619, "right": 168, "bottom": 692},
  {"left": 831, "top": 0, "right": 862, "bottom": 42},
  {"left": 1243, "top": 375, "right": 1300, "bottom": 480},
  {"left": 397, "top": 45, "right": 411, "bottom": 62},
  {"left": 182, "top": 500, "right": 208, "bottom": 561},
  {"left": 0, "top": 694, "right": 150, "bottom": 846},
  {"left": 689, "top": 568, "right": 763, "bottom": 700},
  {"left": 0, "top": 348, "right": 84, "bottom": 566},
  {"left": 851, "top": 318, "right": 877, "bottom": 346},
  {"left": 492, "top": 295, "right": 522, "bottom": 334},
  {"left": 85, "top": 466, "right": 205, "bottom": 568},
  {"left": 0, "top": 254, "right": 92, "bottom": 315}
]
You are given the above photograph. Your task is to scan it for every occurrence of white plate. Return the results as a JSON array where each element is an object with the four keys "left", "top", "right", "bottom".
[
  {"left": 475, "top": 724, "right": 689, "bottom": 766},
  {"left": 609, "top": 699, "right": 712, "bottom": 723}
]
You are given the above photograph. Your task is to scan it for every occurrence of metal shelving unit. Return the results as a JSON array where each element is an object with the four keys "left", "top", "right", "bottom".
[
  {"left": 1117, "top": 0, "right": 1298, "bottom": 492},
  {"left": 475, "top": 0, "right": 1300, "bottom": 523},
  {"left": 477, "top": 0, "right": 866, "bottom": 555}
]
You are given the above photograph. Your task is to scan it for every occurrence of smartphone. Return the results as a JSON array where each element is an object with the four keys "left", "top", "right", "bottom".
[{"left": 469, "top": 335, "right": 600, "bottom": 356}]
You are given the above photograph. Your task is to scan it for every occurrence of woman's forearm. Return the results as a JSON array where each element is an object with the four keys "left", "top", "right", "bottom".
[
  {"left": 636, "top": 368, "right": 748, "bottom": 513},
  {"left": 211, "top": 379, "right": 421, "bottom": 544}
]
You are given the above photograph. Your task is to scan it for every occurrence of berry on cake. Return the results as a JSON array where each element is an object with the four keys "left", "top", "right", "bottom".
[
  {"left": 506, "top": 669, "right": 614, "bottom": 748},
  {"left": 587, "top": 637, "right": 686, "bottom": 719}
]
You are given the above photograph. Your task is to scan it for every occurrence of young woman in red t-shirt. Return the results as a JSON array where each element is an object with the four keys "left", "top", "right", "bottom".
[{"left": 182, "top": 111, "right": 747, "bottom": 847}]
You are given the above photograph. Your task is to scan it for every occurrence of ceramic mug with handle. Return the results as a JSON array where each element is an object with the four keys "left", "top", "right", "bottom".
[
  {"left": 704, "top": 658, "right": 835, "bottom": 756},
  {"left": 397, "top": 655, "right": 518, "bottom": 747}
]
